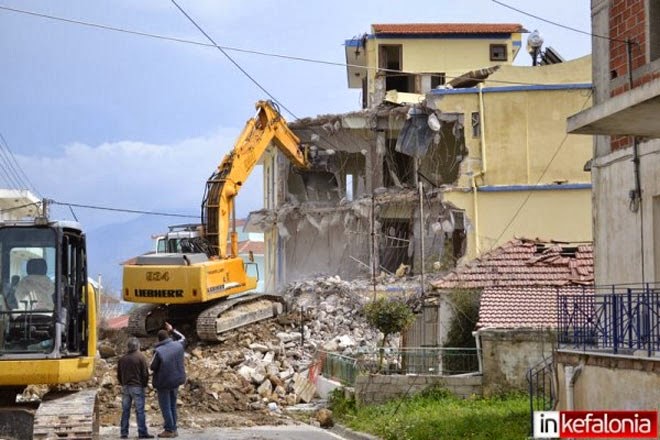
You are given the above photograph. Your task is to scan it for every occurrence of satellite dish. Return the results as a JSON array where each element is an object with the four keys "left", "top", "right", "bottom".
[{"left": 527, "top": 30, "right": 544, "bottom": 54}]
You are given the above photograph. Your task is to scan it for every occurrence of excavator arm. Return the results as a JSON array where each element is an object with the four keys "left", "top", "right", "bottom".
[{"left": 202, "top": 100, "right": 309, "bottom": 258}]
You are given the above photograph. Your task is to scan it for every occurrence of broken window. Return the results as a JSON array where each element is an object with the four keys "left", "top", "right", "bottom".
[
  {"left": 431, "top": 73, "right": 446, "bottom": 89},
  {"left": 450, "top": 210, "right": 467, "bottom": 262},
  {"left": 384, "top": 137, "right": 416, "bottom": 188},
  {"left": 471, "top": 112, "right": 481, "bottom": 138},
  {"left": 490, "top": 44, "right": 508, "bottom": 61},
  {"left": 378, "top": 44, "right": 414, "bottom": 92},
  {"left": 418, "top": 119, "right": 467, "bottom": 186},
  {"left": 380, "top": 218, "right": 413, "bottom": 274}
]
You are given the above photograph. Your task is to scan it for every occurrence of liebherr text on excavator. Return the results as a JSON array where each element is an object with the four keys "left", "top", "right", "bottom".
[{"left": 123, "top": 100, "right": 320, "bottom": 341}]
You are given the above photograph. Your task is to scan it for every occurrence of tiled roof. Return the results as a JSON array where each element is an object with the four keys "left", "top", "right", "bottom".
[
  {"left": 431, "top": 238, "right": 593, "bottom": 290},
  {"left": 478, "top": 286, "right": 593, "bottom": 329},
  {"left": 372, "top": 23, "right": 525, "bottom": 35}
]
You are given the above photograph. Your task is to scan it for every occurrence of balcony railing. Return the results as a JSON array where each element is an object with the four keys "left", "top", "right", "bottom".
[{"left": 558, "top": 284, "right": 660, "bottom": 356}]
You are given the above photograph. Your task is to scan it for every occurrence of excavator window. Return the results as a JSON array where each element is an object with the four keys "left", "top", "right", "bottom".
[{"left": 0, "top": 227, "right": 56, "bottom": 354}]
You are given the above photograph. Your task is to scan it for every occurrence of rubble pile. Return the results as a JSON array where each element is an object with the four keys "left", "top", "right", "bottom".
[{"left": 89, "top": 274, "right": 420, "bottom": 427}]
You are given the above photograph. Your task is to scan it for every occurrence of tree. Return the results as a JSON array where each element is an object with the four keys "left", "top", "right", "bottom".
[{"left": 363, "top": 297, "right": 416, "bottom": 371}]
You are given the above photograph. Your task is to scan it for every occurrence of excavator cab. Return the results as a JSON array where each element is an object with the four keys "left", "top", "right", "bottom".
[{"left": 0, "top": 220, "right": 97, "bottom": 440}]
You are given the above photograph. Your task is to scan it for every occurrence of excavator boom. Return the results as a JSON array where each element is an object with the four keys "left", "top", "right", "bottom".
[
  {"left": 203, "top": 100, "right": 308, "bottom": 258},
  {"left": 123, "top": 100, "right": 313, "bottom": 341}
]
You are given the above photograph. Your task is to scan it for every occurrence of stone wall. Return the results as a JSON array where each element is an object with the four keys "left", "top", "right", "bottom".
[
  {"left": 355, "top": 374, "right": 482, "bottom": 405},
  {"left": 479, "top": 328, "right": 555, "bottom": 395},
  {"left": 556, "top": 350, "right": 660, "bottom": 410}
]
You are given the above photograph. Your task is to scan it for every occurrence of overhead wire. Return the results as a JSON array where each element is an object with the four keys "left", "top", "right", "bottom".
[
  {"left": 49, "top": 200, "right": 198, "bottom": 219},
  {"left": 0, "top": 131, "right": 41, "bottom": 197},
  {"left": 0, "top": 4, "right": 580, "bottom": 88},
  {"left": 490, "top": 0, "right": 630, "bottom": 45},
  {"left": 491, "top": 90, "right": 594, "bottom": 247}
]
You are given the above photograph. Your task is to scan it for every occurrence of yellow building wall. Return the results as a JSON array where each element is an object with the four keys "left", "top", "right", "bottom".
[
  {"left": 445, "top": 188, "right": 592, "bottom": 259},
  {"left": 429, "top": 56, "right": 594, "bottom": 259},
  {"left": 365, "top": 34, "right": 521, "bottom": 98}
]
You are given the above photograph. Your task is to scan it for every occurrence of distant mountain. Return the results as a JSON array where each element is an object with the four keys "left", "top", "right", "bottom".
[{"left": 86, "top": 215, "right": 174, "bottom": 297}]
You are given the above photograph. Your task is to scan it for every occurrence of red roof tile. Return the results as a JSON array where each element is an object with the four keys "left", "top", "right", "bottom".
[
  {"left": 478, "top": 286, "right": 593, "bottom": 329},
  {"left": 431, "top": 238, "right": 594, "bottom": 290},
  {"left": 372, "top": 23, "right": 525, "bottom": 35}
]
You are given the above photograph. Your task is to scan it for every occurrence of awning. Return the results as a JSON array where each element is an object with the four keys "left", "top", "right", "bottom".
[{"left": 567, "top": 77, "right": 660, "bottom": 138}]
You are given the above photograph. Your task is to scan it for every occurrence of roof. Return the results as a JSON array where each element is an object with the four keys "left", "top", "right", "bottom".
[
  {"left": 431, "top": 238, "right": 593, "bottom": 290},
  {"left": 478, "top": 286, "right": 593, "bottom": 329},
  {"left": 372, "top": 23, "right": 525, "bottom": 35}
]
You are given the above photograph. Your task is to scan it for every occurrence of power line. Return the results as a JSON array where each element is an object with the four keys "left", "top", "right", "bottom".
[
  {"left": 0, "top": 4, "right": 573, "bottom": 88},
  {"left": 490, "top": 0, "right": 630, "bottom": 45},
  {"left": 168, "top": 0, "right": 299, "bottom": 121},
  {"left": 0, "top": 131, "right": 41, "bottom": 197},
  {"left": 49, "top": 200, "right": 198, "bottom": 218},
  {"left": 491, "top": 90, "right": 593, "bottom": 246}
]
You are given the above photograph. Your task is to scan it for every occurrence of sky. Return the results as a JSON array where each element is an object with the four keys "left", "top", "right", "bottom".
[{"left": 0, "top": 0, "right": 592, "bottom": 288}]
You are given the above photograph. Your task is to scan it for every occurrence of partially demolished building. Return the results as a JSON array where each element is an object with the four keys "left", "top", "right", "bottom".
[{"left": 247, "top": 24, "right": 594, "bottom": 292}]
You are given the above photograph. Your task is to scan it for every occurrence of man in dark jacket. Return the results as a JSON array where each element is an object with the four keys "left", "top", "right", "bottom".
[
  {"left": 150, "top": 322, "right": 186, "bottom": 438},
  {"left": 117, "top": 337, "right": 153, "bottom": 439}
]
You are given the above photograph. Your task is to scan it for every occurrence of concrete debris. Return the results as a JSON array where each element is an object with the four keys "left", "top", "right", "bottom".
[{"left": 84, "top": 273, "right": 420, "bottom": 429}]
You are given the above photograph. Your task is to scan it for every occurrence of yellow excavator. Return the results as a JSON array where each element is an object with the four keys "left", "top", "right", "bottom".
[
  {"left": 123, "top": 100, "right": 320, "bottom": 341},
  {"left": 0, "top": 218, "right": 98, "bottom": 439}
]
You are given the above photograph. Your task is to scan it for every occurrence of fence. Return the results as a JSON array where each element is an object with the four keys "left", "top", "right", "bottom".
[
  {"left": 558, "top": 285, "right": 660, "bottom": 356},
  {"left": 527, "top": 356, "right": 555, "bottom": 437},
  {"left": 318, "top": 347, "right": 480, "bottom": 386}
]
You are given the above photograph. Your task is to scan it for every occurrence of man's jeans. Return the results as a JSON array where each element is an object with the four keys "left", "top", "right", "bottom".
[
  {"left": 156, "top": 388, "right": 179, "bottom": 433},
  {"left": 121, "top": 385, "right": 149, "bottom": 437}
]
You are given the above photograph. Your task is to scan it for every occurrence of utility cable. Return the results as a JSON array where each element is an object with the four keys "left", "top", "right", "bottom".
[
  {"left": 169, "top": 0, "right": 299, "bottom": 120},
  {"left": 492, "top": 91, "right": 593, "bottom": 246},
  {"left": 0, "top": 4, "right": 576, "bottom": 88},
  {"left": 0, "top": 131, "right": 41, "bottom": 197},
  {"left": 49, "top": 200, "right": 198, "bottom": 218},
  {"left": 491, "top": 0, "right": 630, "bottom": 45}
]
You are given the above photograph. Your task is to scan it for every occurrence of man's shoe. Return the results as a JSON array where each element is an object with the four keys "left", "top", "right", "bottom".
[
  {"left": 138, "top": 435, "right": 155, "bottom": 439},
  {"left": 158, "top": 431, "right": 176, "bottom": 438}
]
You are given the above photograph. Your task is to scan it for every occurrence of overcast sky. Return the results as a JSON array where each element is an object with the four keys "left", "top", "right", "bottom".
[{"left": 0, "top": 0, "right": 592, "bottom": 231}]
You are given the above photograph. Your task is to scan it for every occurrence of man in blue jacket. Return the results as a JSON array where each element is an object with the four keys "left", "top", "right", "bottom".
[{"left": 150, "top": 322, "right": 186, "bottom": 438}]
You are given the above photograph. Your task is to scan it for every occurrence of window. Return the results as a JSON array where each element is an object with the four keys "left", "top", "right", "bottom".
[
  {"left": 471, "top": 112, "right": 481, "bottom": 138},
  {"left": 651, "top": 1, "right": 660, "bottom": 61},
  {"left": 431, "top": 73, "right": 446, "bottom": 88},
  {"left": 490, "top": 44, "right": 508, "bottom": 61}
]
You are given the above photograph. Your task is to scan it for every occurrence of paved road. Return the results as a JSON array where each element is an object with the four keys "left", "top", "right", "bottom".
[{"left": 100, "top": 425, "right": 350, "bottom": 440}]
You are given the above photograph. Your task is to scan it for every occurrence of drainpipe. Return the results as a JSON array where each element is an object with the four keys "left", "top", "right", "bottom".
[
  {"left": 477, "top": 83, "right": 488, "bottom": 175},
  {"left": 471, "top": 175, "right": 481, "bottom": 254},
  {"left": 470, "top": 84, "right": 488, "bottom": 254},
  {"left": 472, "top": 330, "right": 483, "bottom": 374},
  {"left": 565, "top": 362, "right": 584, "bottom": 410}
]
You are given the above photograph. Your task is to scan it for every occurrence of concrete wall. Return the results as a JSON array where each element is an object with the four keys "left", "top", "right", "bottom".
[
  {"left": 479, "top": 329, "right": 555, "bottom": 396},
  {"left": 355, "top": 373, "right": 482, "bottom": 405},
  {"left": 591, "top": 139, "right": 660, "bottom": 284},
  {"left": 556, "top": 350, "right": 660, "bottom": 410}
]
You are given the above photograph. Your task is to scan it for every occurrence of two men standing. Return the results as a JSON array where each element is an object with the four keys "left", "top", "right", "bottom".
[{"left": 116, "top": 322, "right": 186, "bottom": 439}]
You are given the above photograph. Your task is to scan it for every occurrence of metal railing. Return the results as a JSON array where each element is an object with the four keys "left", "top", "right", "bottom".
[
  {"left": 527, "top": 356, "right": 555, "bottom": 437},
  {"left": 558, "top": 285, "right": 660, "bottom": 356},
  {"left": 317, "top": 347, "right": 480, "bottom": 386}
]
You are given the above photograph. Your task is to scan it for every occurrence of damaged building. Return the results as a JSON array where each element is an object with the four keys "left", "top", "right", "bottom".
[{"left": 246, "top": 23, "right": 594, "bottom": 292}]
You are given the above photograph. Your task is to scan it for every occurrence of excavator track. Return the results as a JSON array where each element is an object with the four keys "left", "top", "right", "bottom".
[
  {"left": 127, "top": 304, "right": 166, "bottom": 336},
  {"left": 32, "top": 389, "right": 99, "bottom": 440},
  {"left": 196, "top": 294, "right": 284, "bottom": 342}
]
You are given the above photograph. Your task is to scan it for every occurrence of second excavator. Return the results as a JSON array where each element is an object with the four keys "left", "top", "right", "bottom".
[{"left": 123, "top": 100, "right": 323, "bottom": 341}]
